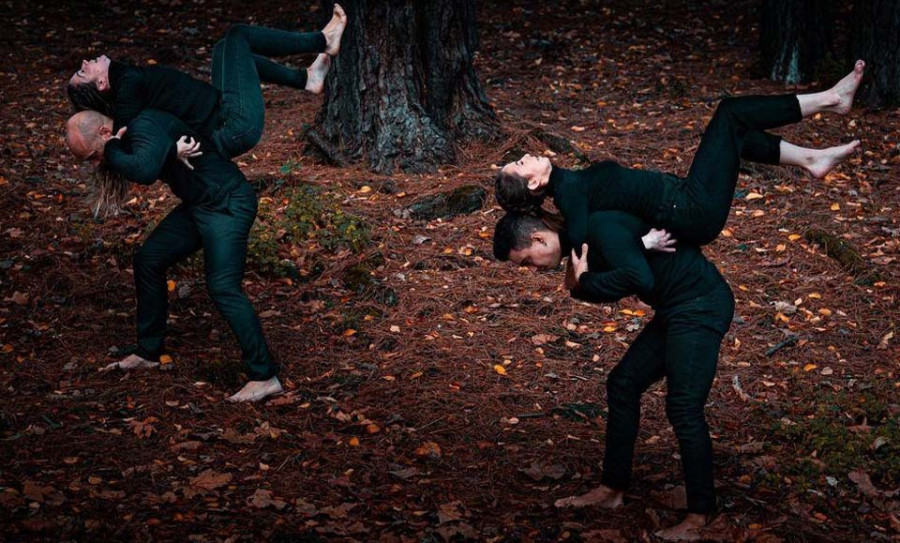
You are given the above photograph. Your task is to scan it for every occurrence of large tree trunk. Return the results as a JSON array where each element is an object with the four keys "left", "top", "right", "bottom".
[
  {"left": 760, "top": 0, "right": 833, "bottom": 84},
  {"left": 308, "top": 0, "right": 498, "bottom": 174},
  {"left": 851, "top": 0, "right": 900, "bottom": 107}
]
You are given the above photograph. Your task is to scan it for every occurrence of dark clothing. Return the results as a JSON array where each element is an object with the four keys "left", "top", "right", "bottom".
[
  {"left": 210, "top": 24, "right": 326, "bottom": 158},
  {"left": 551, "top": 95, "right": 803, "bottom": 252},
  {"left": 106, "top": 25, "right": 326, "bottom": 158},
  {"left": 571, "top": 211, "right": 734, "bottom": 515},
  {"left": 108, "top": 60, "right": 221, "bottom": 138},
  {"left": 133, "top": 183, "right": 277, "bottom": 380},
  {"left": 104, "top": 109, "right": 276, "bottom": 380},
  {"left": 104, "top": 110, "right": 243, "bottom": 207},
  {"left": 572, "top": 212, "right": 726, "bottom": 310}
]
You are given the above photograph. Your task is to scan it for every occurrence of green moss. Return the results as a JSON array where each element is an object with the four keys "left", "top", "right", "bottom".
[{"left": 248, "top": 183, "right": 370, "bottom": 277}]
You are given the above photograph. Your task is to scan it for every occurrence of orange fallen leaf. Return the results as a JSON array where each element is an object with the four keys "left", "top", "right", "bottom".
[{"left": 493, "top": 364, "right": 507, "bottom": 375}]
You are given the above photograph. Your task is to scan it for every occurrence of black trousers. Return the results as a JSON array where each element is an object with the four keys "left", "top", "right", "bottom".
[
  {"left": 132, "top": 182, "right": 277, "bottom": 381},
  {"left": 210, "top": 24, "right": 327, "bottom": 158},
  {"left": 659, "top": 95, "right": 804, "bottom": 245},
  {"left": 601, "top": 280, "right": 735, "bottom": 514}
]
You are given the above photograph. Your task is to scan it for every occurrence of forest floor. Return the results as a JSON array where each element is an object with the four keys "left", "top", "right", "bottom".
[{"left": 2, "top": 0, "right": 900, "bottom": 541}]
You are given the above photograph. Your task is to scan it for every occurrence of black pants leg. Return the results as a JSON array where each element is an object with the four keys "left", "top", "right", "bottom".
[
  {"left": 602, "top": 318, "right": 667, "bottom": 490},
  {"left": 210, "top": 24, "right": 327, "bottom": 158},
  {"left": 602, "top": 283, "right": 734, "bottom": 515},
  {"left": 673, "top": 95, "right": 803, "bottom": 244},
  {"left": 133, "top": 184, "right": 276, "bottom": 380},
  {"left": 133, "top": 205, "right": 203, "bottom": 361}
]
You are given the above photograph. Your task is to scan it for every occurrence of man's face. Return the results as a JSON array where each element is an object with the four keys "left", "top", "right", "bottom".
[
  {"left": 508, "top": 230, "right": 563, "bottom": 270},
  {"left": 69, "top": 55, "right": 111, "bottom": 89}
]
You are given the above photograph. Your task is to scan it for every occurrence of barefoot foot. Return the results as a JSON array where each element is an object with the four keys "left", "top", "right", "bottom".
[
  {"left": 305, "top": 53, "right": 331, "bottom": 94},
  {"left": 554, "top": 485, "right": 624, "bottom": 510},
  {"left": 101, "top": 353, "right": 160, "bottom": 372},
  {"left": 654, "top": 513, "right": 710, "bottom": 542},
  {"left": 227, "top": 376, "right": 283, "bottom": 403},
  {"left": 806, "top": 139, "right": 861, "bottom": 179},
  {"left": 322, "top": 3, "right": 347, "bottom": 56},
  {"left": 827, "top": 60, "right": 865, "bottom": 115}
]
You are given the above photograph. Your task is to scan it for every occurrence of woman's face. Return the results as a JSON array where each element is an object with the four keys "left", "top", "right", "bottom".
[
  {"left": 69, "top": 55, "right": 111, "bottom": 90},
  {"left": 501, "top": 153, "right": 552, "bottom": 191}
]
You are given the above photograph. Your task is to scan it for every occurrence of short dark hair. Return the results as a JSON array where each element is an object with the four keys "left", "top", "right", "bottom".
[
  {"left": 495, "top": 169, "right": 546, "bottom": 215},
  {"left": 67, "top": 81, "right": 114, "bottom": 116},
  {"left": 493, "top": 213, "right": 547, "bottom": 261}
]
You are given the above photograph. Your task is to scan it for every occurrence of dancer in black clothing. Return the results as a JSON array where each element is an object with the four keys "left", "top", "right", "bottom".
[
  {"left": 493, "top": 211, "right": 733, "bottom": 541},
  {"left": 496, "top": 61, "right": 865, "bottom": 254},
  {"left": 66, "top": 108, "right": 282, "bottom": 403},
  {"left": 67, "top": 4, "right": 347, "bottom": 159}
]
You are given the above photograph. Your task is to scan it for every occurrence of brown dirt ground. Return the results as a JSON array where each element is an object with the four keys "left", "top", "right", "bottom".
[{"left": 1, "top": 0, "right": 899, "bottom": 541}]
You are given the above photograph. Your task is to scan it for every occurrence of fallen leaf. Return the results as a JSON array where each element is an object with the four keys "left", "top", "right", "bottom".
[
  {"left": 493, "top": 364, "right": 507, "bottom": 375},
  {"left": 415, "top": 441, "right": 442, "bottom": 460},
  {"left": 248, "top": 488, "right": 287, "bottom": 510},
  {"left": 189, "top": 470, "right": 232, "bottom": 492}
]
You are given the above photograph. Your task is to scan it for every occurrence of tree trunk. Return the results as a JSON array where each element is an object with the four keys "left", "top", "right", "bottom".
[
  {"left": 851, "top": 0, "right": 900, "bottom": 107},
  {"left": 308, "top": 0, "right": 498, "bottom": 174},
  {"left": 760, "top": 0, "right": 833, "bottom": 84}
]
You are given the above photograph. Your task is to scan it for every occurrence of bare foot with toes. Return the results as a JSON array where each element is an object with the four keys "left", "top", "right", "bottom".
[
  {"left": 227, "top": 376, "right": 284, "bottom": 403},
  {"left": 554, "top": 485, "right": 624, "bottom": 510},
  {"left": 827, "top": 60, "right": 865, "bottom": 115},
  {"left": 101, "top": 353, "right": 159, "bottom": 372},
  {"left": 806, "top": 139, "right": 861, "bottom": 179},
  {"left": 322, "top": 3, "right": 347, "bottom": 56},
  {"left": 305, "top": 53, "right": 331, "bottom": 94}
]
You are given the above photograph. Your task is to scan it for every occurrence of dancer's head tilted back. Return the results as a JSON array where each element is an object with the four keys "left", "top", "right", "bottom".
[
  {"left": 493, "top": 212, "right": 564, "bottom": 270},
  {"left": 495, "top": 153, "right": 553, "bottom": 214},
  {"left": 65, "top": 110, "right": 128, "bottom": 215},
  {"left": 67, "top": 55, "right": 114, "bottom": 115}
]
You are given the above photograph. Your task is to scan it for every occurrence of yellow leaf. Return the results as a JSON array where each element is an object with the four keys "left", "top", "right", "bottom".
[
  {"left": 788, "top": 234, "right": 802, "bottom": 241},
  {"left": 818, "top": 308, "right": 832, "bottom": 316},
  {"left": 751, "top": 210, "right": 765, "bottom": 218},
  {"left": 830, "top": 203, "right": 840, "bottom": 211},
  {"left": 358, "top": 186, "right": 372, "bottom": 193},
  {"left": 493, "top": 364, "right": 508, "bottom": 375},
  {"left": 410, "top": 371, "right": 423, "bottom": 379},
  {"left": 721, "top": 229, "right": 733, "bottom": 238},
  {"left": 803, "top": 364, "right": 818, "bottom": 372},
  {"left": 808, "top": 293, "right": 821, "bottom": 299},
  {"left": 159, "top": 354, "right": 173, "bottom": 365},
  {"left": 776, "top": 244, "right": 786, "bottom": 252},
  {"left": 348, "top": 437, "right": 360, "bottom": 447},
  {"left": 745, "top": 192, "right": 764, "bottom": 200},
  {"left": 343, "top": 329, "right": 357, "bottom": 336},
  {"left": 571, "top": 125, "right": 586, "bottom": 132},
  {"left": 382, "top": 375, "right": 395, "bottom": 381},
  {"left": 602, "top": 326, "right": 616, "bottom": 333},
  {"left": 167, "top": 280, "right": 176, "bottom": 292}
]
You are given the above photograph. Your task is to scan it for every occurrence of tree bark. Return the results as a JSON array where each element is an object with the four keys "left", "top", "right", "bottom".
[
  {"left": 759, "top": 0, "right": 833, "bottom": 84},
  {"left": 309, "top": 0, "right": 498, "bottom": 174},
  {"left": 851, "top": 0, "right": 900, "bottom": 107}
]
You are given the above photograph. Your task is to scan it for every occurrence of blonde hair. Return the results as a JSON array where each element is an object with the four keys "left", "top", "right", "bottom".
[{"left": 65, "top": 111, "right": 130, "bottom": 217}]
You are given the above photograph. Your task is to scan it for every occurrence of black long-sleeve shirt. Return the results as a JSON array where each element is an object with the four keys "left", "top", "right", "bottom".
[
  {"left": 104, "top": 110, "right": 244, "bottom": 207},
  {"left": 107, "top": 60, "right": 221, "bottom": 138},
  {"left": 550, "top": 162, "right": 684, "bottom": 256},
  {"left": 571, "top": 211, "right": 725, "bottom": 310}
]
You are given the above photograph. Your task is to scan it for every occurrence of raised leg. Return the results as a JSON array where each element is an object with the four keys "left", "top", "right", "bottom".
[{"left": 210, "top": 24, "right": 328, "bottom": 157}]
